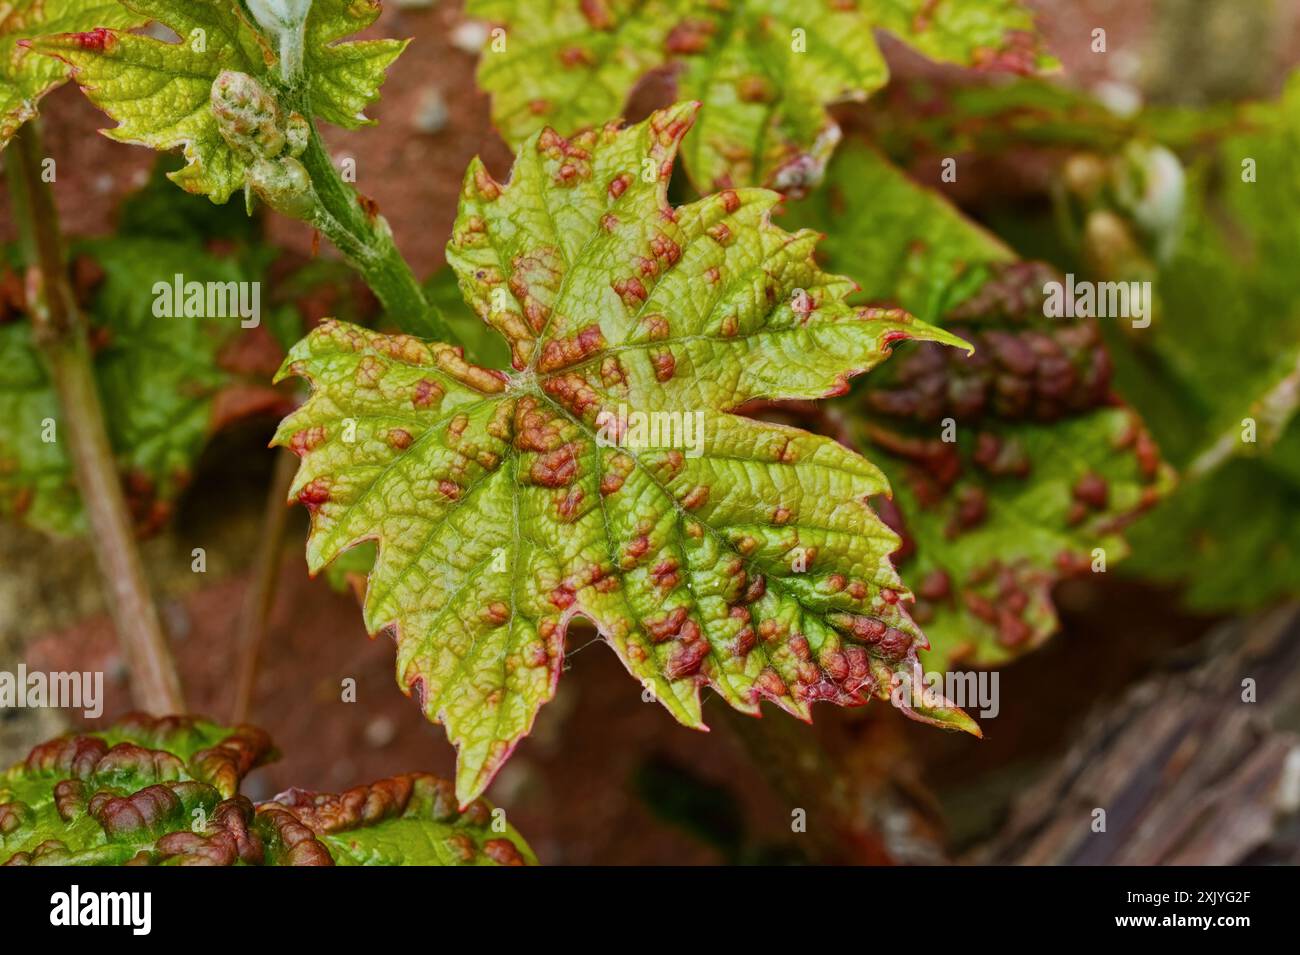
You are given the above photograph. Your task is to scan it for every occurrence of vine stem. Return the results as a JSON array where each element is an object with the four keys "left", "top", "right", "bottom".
[
  {"left": 217, "top": 77, "right": 458, "bottom": 719},
  {"left": 289, "top": 100, "right": 452, "bottom": 343},
  {"left": 6, "top": 122, "right": 185, "bottom": 715},
  {"left": 229, "top": 447, "right": 298, "bottom": 723}
]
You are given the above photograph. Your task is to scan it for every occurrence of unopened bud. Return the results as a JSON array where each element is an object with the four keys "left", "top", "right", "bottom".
[
  {"left": 1062, "top": 153, "right": 1107, "bottom": 202},
  {"left": 248, "top": 155, "right": 315, "bottom": 219},
  {"left": 285, "top": 111, "right": 309, "bottom": 157},
  {"left": 211, "top": 70, "right": 286, "bottom": 160},
  {"left": 1115, "top": 142, "right": 1184, "bottom": 260},
  {"left": 1083, "top": 209, "right": 1147, "bottom": 279}
]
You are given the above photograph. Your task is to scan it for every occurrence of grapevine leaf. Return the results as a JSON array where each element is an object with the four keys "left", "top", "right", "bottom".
[
  {"left": 261, "top": 774, "right": 535, "bottom": 865},
  {"left": 1106, "top": 77, "right": 1300, "bottom": 610},
  {"left": 424, "top": 265, "right": 513, "bottom": 370},
  {"left": 1, "top": 714, "right": 274, "bottom": 865},
  {"left": 865, "top": 75, "right": 1244, "bottom": 169},
  {"left": 273, "top": 103, "right": 976, "bottom": 806},
  {"left": 1123, "top": 427, "right": 1300, "bottom": 612},
  {"left": 31, "top": 1, "right": 269, "bottom": 202},
  {"left": 0, "top": 324, "right": 83, "bottom": 534},
  {"left": 0, "top": 714, "right": 534, "bottom": 865},
  {"left": 31, "top": 0, "right": 404, "bottom": 201},
  {"left": 303, "top": 0, "right": 408, "bottom": 130},
  {"left": 0, "top": 257, "right": 81, "bottom": 533},
  {"left": 851, "top": 72, "right": 1300, "bottom": 613},
  {"left": 868, "top": 406, "right": 1168, "bottom": 668},
  {"left": 783, "top": 142, "right": 1170, "bottom": 667},
  {"left": 0, "top": 0, "right": 146, "bottom": 148},
  {"left": 323, "top": 537, "right": 376, "bottom": 595},
  {"left": 0, "top": 237, "right": 278, "bottom": 536},
  {"left": 784, "top": 140, "right": 1018, "bottom": 317},
  {"left": 467, "top": 0, "right": 1054, "bottom": 193}
]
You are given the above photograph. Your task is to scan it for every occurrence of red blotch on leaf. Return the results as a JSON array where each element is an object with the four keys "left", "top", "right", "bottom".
[
  {"left": 580, "top": 0, "right": 615, "bottom": 30},
  {"left": 412, "top": 378, "right": 444, "bottom": 409},
  {"left": 289, "top": 426, "right": 326, "bottom": 457},
  {"left": 297, "top": 478, "right": 331, "bottom": 512},
  {"left": 65, "top": 28, "right": 116, "bottom": 52},
  {"left": 608, "top": 173, "right": 632, "bottom": 199},
  {"left": 530, "top": 444, "right": 579, "bottom": 488},
  {"left": 651, "top": 349, "right": 676, "bottom": 382},
  {"left": 665, "top": 18, "right": 715, "bottom": 54}
]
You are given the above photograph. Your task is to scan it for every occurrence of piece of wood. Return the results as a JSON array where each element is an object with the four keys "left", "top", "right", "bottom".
[{"left": 978, "top": 604, "right": 1300, "bottom": 865}]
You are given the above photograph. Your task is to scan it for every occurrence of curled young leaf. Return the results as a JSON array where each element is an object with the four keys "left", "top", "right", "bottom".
[
  {"left": 1, "top": 714, "right": 274, "bottom": 865},
  {"left": 0, "top": 714, "right": 535, "bottom": 866},
  {"left": 274, "top": 102, "right": 976, "bottom": 807}
]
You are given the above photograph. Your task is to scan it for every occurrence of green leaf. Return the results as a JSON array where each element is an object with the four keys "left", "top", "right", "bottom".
[
  {"left": 303, "top": 0, "right": 407, "bottom": 129},
  {"left": 264, "top": 774, "right": 536, "bottom": 865},
  {"left": 1122, "top": 426, "right": 1300, "bottom": 612},
  {"left": 32, "top": 1, "right": 268, "bottom": 202},
  {"left": 323, "top": 537, "right": 376, "bottom": 593},
  {"left": 868, "top": 406, "right": 1168, "bottom": 668},
  {"left": 0, "top": 0, "right": 147, "bottom": 148},
  {"left": 467, "top": 0, "right": 1054, "bottom": 193},
  {"left": 274, "top": 103, "right": 976, "bottom": 806},
  {"left": 0, "top": 237, "right": 266, "bottom": 536},
  {"left": 865, "top": 75, "right": 1243, "bottom": 168},
  {"left": 0, "top": 283, "right": 84, "bottom": 533},
  {"left": 424, "top": 265, "right": 513, "bottom": 370},
  {"left": 1, "top": 714, "right": 534, "bottom": 865},
  {"left": 783, "top": 140, "right": 1018, "bottom": 317},
  {"left": 1104, "top": 77, "right": 1300, "bottom": 610},
  {"left": 32, "top": 0, "right": 404, "bottom": 201},
  {"left": 1, "top": 714, "right": 273, "bottom": 865},
  {"left": 783, "top": 142, "right": 1169, "bottom": 667}
]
